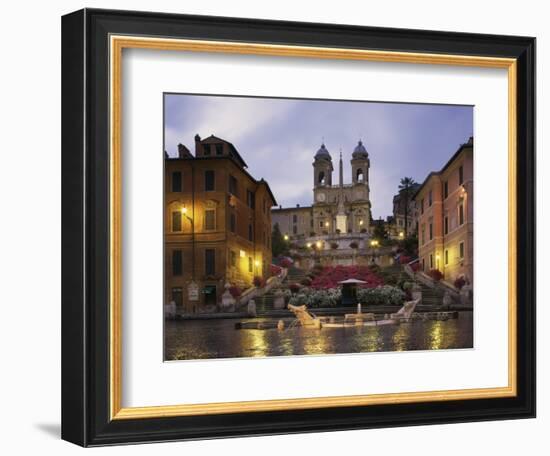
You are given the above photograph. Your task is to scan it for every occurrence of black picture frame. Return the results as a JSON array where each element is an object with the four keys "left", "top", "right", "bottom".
[{"left": 62, "top": 8, "right": 535, "bottom": 447}]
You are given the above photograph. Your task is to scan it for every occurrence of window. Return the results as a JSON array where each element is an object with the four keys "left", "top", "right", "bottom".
[
  {"left": 444, "top": 216, "right": 449, "bottom": 235},
  {"left": 459, "top": 203, "right": 465, "bottom": 225},
  {"left": 205, "top": 170, "right": 215, "bottom": 191},
  {"left": 215, "top": 143, "right": 223, "bottom": 156},
  {"left": 230, "top": 250, "right": 237, "bottom": 267},
  {"left": 205, "top": 249, "right": 215, "bottom": 275},
  {"left": 230, "top": 213, "right": 236, "bottom": 232},
  {"left": 172, "top": 250, "right": 183, "bottom": 276},
  {"left": 229, "top": 175, "right": 237, "bottom": 195},
  {"left": 428, "top": 190, "right": 433, "bottom": 206},
  {"left": 318, "top": 171, "right": 325, "bottom": 185},
  {"left": 172, "top": 211, "right": 182, "bottom": 232},
  {"left": 420, "top": 198, "right": 424, "bottom": 214},
  {"left": 429, "top": 254, "right": 434, "bottom": 269},
  {"left": 444, "top": 181, "right": 448, "bottom": 199},
  {"left": 203, "top": 144, "right": 211, "bottom": 156},
  {"left": 319, "top": 221, "right": 323, "bottom": 228},
  {"left": 205, "top": 209, "right": 216, "bottom": 230},
  {"left": 247, "top": 190, "right": 255, "bottom": 209},
  {"left": 421, "top": 225, "right": 425, "bottom": 245},
  {"left": 310, "top": 218, "right": 314, "bottom": 228},
  {"left": 248, "top": 224, "right": 253, "bottom": 241},
  {"left": 248, "top": 257, "right": 253, "bottom": 273},
  {"left": 459, "top": 165, "right": 464, "bottom": 185},
  {"left": 293, "top": 225, "right": 297, "bottom": 235},
  {"left": 171, "top": 171, "right": 182, "bottom": 192},
  {"left": 429, "top": 222, "right": 433, "bottom": 240},
  {"left": 421, "top": 258, "right": 425, "bottom": 271},
  {"left": 356, "top": 168, "right": 364, "bottom": 182},
  {"left": 292, "top": 214, "right": 297, "bottom": 224},
  {"left": 444, "top": 249, "right": 449, "bottom": 265},
  {"left": 459, "top": 241, "right": 465, "bottom": 259}
]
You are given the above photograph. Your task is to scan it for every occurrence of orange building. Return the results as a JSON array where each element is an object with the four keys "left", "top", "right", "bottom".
[
  {"left": 164, "top": 134, "right": 277, "bottom": 313},
  {"left": 414, "top": 137, "right": 473, "bottom": 285}
]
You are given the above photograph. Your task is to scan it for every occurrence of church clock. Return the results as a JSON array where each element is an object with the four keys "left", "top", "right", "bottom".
[{"left": 316, "top": 192, "right": 326, "bottom": 202}]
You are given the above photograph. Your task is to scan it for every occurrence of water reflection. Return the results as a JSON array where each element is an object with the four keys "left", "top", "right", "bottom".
[{"left": 164, "top": 312, "right": 473, "bottom": 361}]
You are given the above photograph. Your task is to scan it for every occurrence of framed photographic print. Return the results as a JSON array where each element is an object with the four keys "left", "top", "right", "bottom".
[{"left": 61, "top": 8, "right": 536, "bottom": 446}]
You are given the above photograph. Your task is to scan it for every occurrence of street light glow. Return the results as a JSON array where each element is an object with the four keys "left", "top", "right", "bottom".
[
  {"left": 239, "top": 250, "right": 246, "bottom": 258},
  {"left": 181, "top": 206, "right": 188, "bottom": 214},
  {"left": 283, "top": 234, "right": 289, "bottom": 241},
  {"left": 306, "top": 242, "right": 312, "bottom": 248},
  {"left": 316, "top": 241, "right": 322, "bottom": 249}
]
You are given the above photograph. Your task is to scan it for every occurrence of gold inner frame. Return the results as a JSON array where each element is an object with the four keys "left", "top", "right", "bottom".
[{"left": 109, "top": 35, "right": 517, "bottom": 420}]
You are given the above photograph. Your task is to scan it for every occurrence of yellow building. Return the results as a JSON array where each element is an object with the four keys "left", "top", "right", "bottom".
[
  {"left": 414, "top": 137, "right": 473, "bottom": 285},
  {"left": 164, "top": 134, "right": 276, "bottom": 313}
]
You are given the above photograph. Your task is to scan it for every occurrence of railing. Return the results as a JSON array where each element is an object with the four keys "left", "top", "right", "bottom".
[{"left": 237, "top": 268, "right": 288, "bottom": 308}]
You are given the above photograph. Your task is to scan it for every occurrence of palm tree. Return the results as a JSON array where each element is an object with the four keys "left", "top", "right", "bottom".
[{"left": 398, "top": 177, "right": 417, "bottom": 237}]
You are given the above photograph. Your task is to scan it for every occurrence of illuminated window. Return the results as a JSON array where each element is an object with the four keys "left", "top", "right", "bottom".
[
  {"left": 205, "top": 209, "right": 216, "bottom": 230},
  {"left": 248, "top": 257, "right": 253, "bottom": 273},
  {"left": 172, "top": 211, "right": 182, "bottom": 232}
]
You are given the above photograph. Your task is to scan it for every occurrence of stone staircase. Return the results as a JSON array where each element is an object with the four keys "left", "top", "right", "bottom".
[
  {"left": 256, "top": 267, "right": 307, "bottom": 315},
  {"left": 381, "top": 264, "right": 444, "bottom": 307},
  {"left": 285, "top": 266, "right": 308, "bottom": 285}
]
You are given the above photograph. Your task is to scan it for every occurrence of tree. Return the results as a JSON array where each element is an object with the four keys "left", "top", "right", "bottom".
[
  {"left": 271, "top": 223, "right": 288, "bottom": 258},
  {"left": 398, "top": 177, "right": 417, "bottom": 237},
  {"left": 372, "top": 219, "right": 388, "bottom": 242}
]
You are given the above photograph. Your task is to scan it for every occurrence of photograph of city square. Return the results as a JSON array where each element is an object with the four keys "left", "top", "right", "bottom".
[{"left": 163, "top": 94, "right": 474, "bottom": 361}]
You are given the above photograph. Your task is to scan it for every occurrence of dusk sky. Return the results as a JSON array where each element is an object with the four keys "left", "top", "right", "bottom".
[{"left": 164, "top": 94, "right": 473, "bottom": 219}]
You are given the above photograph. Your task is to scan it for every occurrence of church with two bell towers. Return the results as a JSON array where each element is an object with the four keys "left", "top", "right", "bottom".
[{"left": 271, "top": 140, "right": 373, "bottom": 239}]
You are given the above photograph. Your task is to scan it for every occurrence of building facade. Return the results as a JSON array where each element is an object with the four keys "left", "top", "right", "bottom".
[
  {"left": 271, "top": 141, "right": 372, "bottom": 239},
  {"left": 164, "top": 134, "right": 276, "bottom": 313},
  {"left": 414, "top": 137, "right": 474, "bottom": 285},
  {"left": 390, "top": 183, "right": 420, "bottom": 239}
]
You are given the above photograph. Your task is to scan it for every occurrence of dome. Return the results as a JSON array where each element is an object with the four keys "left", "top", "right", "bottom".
[
  {"left": 352, "top": 140, "right": 368, "bottom": 159},
  {"left": 314, "top": 143, "right": 332, "bottom": 160}
]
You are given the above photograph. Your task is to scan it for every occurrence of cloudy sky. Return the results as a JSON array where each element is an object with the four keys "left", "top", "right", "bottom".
[{"left": 164, "top": 94, "right": 473, "bottom": 219}]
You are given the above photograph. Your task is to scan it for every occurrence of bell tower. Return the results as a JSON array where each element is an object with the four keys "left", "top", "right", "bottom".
[
  {"left": 351, "top": 140, "right": 370, "bottom": 195},
  {"left": 312, "top": 143, "right": 333, "bottom": 188}
]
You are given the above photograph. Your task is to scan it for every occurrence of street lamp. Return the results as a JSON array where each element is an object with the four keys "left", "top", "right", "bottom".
[
  {"left": 283, "top": 234, "right": 289, "bottom": 241},
  {"left": 399, "top": 231, "right": 404, "bottom": 239}
]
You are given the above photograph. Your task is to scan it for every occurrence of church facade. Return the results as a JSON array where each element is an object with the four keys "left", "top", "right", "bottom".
[{"left": 272, "top": 141, "right": 373, "bottom": 239}]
